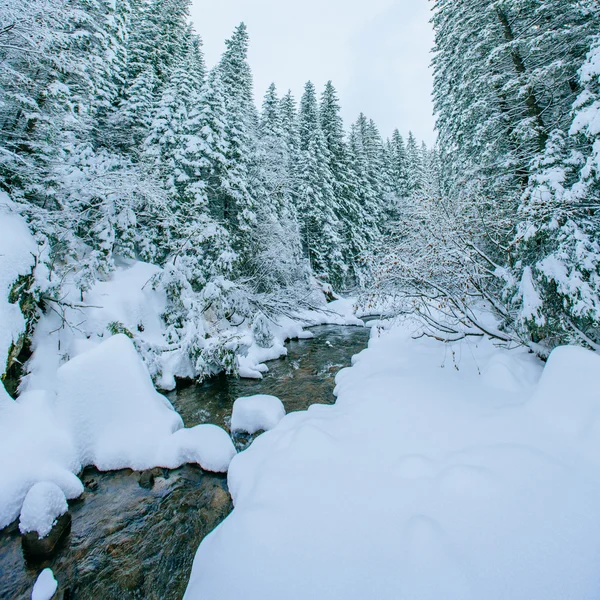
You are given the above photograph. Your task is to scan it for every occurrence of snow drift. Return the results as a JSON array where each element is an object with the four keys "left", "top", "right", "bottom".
[{"left": 184, "top": 325, "right": 600, "bottom": 600}]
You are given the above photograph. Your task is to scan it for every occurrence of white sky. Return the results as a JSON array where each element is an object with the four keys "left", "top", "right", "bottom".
[{"left": 190, "top": 0, "right": 436, "bottom": 145}]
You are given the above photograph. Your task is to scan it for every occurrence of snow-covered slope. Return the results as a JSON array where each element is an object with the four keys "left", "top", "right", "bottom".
[
  {"left": 0, "top": 192, "right": 36, "bottom": 377},
  {"left": 184, "top": 323, "right": 600, "bottom": 600}
]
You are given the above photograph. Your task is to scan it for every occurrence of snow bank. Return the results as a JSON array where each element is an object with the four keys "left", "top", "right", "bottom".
[
  {"left": 0, "top": 192, "right": 36, "bottom": 376},
  {"left": 55, "top": 334, "right": 182, "bottom": 471},
  {"left": 19, "top": 482, "right": 68, "bottom": 537},
  {"left": 231, "top": 395, "right": 286, "bottom": 434},
  {"left": 31, "top": 568, "right": 57, "bottom": 600},
  {"left": 185, "top": 325, "right": 600, "bottom": 600},
  {"left": 157, "top": 424, "right": 236, "bottom": 473}
]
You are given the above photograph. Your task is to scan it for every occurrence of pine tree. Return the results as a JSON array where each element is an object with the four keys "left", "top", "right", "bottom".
[
  {"left": 297, "top": 81, "right": 344, "bottom": 284},
  {"left": 390, "top": 129, "right": 409, "bottom": 199},
  {"left": 216, "top": 23, "right": 257, "bottom": 248}
]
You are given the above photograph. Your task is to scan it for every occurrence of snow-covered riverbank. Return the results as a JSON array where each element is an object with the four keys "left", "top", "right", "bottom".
[
  {"left": 184, "top": 321, "right": 600, "bottom": 600},
  {"left": 0, "top": 198, "right": 361, "bottom": 536}
]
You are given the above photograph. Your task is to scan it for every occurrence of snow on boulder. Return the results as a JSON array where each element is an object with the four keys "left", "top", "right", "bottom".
[
  {"left": 0, "top": 390, "right": 82, "bottom": 530},
  {"left": 231, "top": 395, "right": 286, "bottom": 435},
  {"left": 55, "top": 334, "right": 183, "bottom": 471},
  {"left": 19, "top": 482, "right": 67, "bottom": 538},
  {"left": 157, "top": 424, "right": 237, "bottom": 473},
  {"left": 31, "top": 568, "right": 58, "bottom": 600}
]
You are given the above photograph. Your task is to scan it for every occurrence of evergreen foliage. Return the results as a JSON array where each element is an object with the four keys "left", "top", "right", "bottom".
[{"left": 1, "top": 1, "right": 419, "bottom": 380}]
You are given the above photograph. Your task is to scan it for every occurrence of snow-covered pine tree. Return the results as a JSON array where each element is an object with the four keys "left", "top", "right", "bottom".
[
  {"left": 390, "top": 129, "right": 409, "bottom": 199},
  {"left": 297, "top": 81, "right": 344, "bottom": 285},
  {"left": 216, "top": 23, "right": 257, "bottom": 253},
  {"left": 505, "top": 26, "right": 600, "bottom": 352},
  {"left": 405, "top": 131, "right": 423, "bottom": 197},
  {"left": 319, "top": 81, "right": 370, "bottom": 286}
]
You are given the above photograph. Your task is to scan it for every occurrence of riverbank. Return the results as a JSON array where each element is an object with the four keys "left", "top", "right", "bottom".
[
  {"left": 0, "top": 325, "right": 370, "bottom": 599},
  {"left": 184, "top": 319, "right": 600, "bottom": 600}
]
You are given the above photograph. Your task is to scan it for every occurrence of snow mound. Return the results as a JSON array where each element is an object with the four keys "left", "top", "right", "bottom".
[
  {"left": 19, "top": 482, "right": 67, "bottom": 537},
  {"left": 157, "top": 424, "right": 236, "bottom": 472},
  {"left": 231, "top": 395, "right": 286, "bottom": 434},
  {"left": 31, "top": 568, "right": 57, "bottom": 600},
  {"left": 0, "top": 193, "right": 37, "bottom": 376},
  {"left": 55, "top": 334, "right": 183, "bottom": 471},
  {"left": 0, "top": 390, "right": 82, "bottom": 530},
  {"left": 528, "top": 345, "right": 600, "bottom": 439}
]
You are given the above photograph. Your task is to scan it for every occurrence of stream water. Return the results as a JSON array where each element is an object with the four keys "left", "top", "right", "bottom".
[{"left": 0, "top": 324, "right": 370, "bottom": 600}]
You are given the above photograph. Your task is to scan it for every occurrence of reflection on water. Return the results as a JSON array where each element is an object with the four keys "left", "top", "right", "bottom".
[{"left": 0, "top": 325, "right": 369, "bottom": 600}]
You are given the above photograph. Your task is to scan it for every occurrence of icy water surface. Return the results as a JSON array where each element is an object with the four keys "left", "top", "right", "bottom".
[{"left": 0, "top": 324, "right": 370, "bottom": 600}]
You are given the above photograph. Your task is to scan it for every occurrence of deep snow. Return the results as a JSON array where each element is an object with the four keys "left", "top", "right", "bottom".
[
  {"left": 0, "top": 334, "right": 237, "bottom": 529},
  {"left": 184, "top": 321, "right": 600, "bottom": 600}
]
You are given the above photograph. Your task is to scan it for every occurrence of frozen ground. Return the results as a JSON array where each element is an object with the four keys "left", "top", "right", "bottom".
[{"left": 185, "top": 321, "right": 600, "bottom": 600}]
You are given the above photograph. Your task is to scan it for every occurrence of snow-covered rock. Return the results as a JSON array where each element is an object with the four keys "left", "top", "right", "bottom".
[
  {"left": 157, "top": 424, "right": 236, "bottom": 473},
  {"left": 55, "top": 334, "right": 182, "bottom": 471},
  {"left": 0, "top": 192, "right": 37, "bottom": 377},
  {"left": 19, "top": 482, "right": 68, "bottom": 538},
  {"left": 31, "top": 568, "right": 58, "bottom": 600},
  {"left": 1, "top": 332, "right": 242, "bottom": 530},
  {"left": 231, "top": 395, "right": 286, "bottom": 435},
  {"left": 184, "top": 325, "right": 600, "bottom": 600}
]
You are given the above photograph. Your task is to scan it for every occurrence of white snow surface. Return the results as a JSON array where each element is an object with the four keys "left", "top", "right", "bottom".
[
  {"left": 185, "top": 323, "right": 600, "bottom": 600},
  {"left": 31, "top": 568, "right": 57, "bottom": 600},
  {"left": 19, "top": 482, "right": 68, "bottom": 537},
  {"left": 0, "top": 192, "right": 37, "bottom": 376},
  {"left": 54, "top": 333, "right": 236, "bottom": 472},
  {"left": 231, "top": 395, "right": 286, "bottom": 434},
  {"left": 21, "top": 260, "right": 167, "bottom": 394}
]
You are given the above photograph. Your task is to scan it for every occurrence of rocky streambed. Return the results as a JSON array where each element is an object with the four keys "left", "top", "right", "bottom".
[{"left": 0, "top": 324, "right": 371, "bottom": 600}]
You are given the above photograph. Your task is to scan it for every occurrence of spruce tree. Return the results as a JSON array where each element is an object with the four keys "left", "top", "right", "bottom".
[
  {"left": 216, "top": 23, "right": 257, "bottom": 248},
  {"left": 297, "top": 81, "right": 344, "bottom": 284}
]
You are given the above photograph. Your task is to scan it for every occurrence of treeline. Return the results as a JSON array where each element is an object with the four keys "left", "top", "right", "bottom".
[
  {"left": 0, "top": 0, "right": 430, "bottom": 379},
  {"left": 370, "top": 0, "right": 600, "bottom": 355}
]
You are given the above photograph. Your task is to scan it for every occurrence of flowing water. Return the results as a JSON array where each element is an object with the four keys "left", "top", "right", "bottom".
[{"left": 0, "top": 324, "right": 370, "bottom": 600}]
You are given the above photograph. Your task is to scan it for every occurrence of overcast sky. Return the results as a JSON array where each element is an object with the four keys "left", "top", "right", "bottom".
[{"left": 190, "top": 0, "right": 436, "bottom": 145}]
